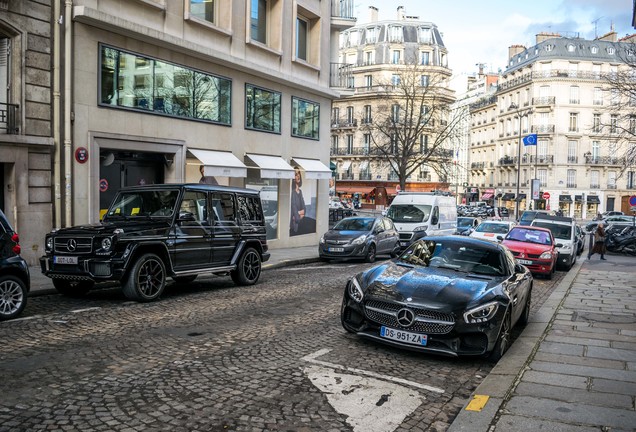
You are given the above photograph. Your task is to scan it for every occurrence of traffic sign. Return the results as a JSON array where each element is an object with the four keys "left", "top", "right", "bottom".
[
  {"left": 542, "top": 192, "right": 551, "bottom": 200},
  {"left": 629, "top": 195, "right": 636, "bottom": 206}
]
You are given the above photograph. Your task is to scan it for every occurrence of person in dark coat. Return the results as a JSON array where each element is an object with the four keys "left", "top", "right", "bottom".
[{"left": 588, "top": 222, "right": 607, "bottom": 260}]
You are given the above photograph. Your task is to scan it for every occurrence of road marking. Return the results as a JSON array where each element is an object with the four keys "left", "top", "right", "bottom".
[
  {"left": 301, "top": 348, "right": 444, "bottom": 394},
  {"left": 304, "top": 364, "right": 423, "bottom": 432},
  {"left": 70, "top": 307, "right": 102, "bottom": 313},
  {"left": 279, "top": 264, "right": 359, "bottom": 271},
  {"left": 465, "top": 394, "right": 490, "bottom": 411}
]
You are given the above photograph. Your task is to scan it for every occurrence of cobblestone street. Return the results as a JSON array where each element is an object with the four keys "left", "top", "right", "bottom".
[{"left": 0, "top": 261, "right": 565, "bottom": 431}]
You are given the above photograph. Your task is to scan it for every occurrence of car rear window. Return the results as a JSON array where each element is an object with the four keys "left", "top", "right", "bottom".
[
  {"left": 532, "top": 222, "right": 572, "bottom": 240},
  {"left": 387, "top": 204, "right": 431, "bottom": 223}
]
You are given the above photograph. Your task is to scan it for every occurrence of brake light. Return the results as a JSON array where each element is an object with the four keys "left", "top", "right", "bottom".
[{"left": 11, "top": 233, "right": 21, "bottom": 255}]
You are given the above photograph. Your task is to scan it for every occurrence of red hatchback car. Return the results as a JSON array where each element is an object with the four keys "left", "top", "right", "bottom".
[{"left": 500, "top": 226, "right": 560, "bottom": 279}]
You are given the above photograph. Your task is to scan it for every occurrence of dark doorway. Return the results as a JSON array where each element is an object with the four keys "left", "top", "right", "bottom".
[{"left": 606, "top": 197, "right": 615, "bottom": 212}]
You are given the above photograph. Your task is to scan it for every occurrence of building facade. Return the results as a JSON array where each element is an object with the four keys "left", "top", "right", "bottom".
[
  {"left": 330, "top": 6, "right": 454, "bottom": 207},
  {"left": 470, "top": 31, "right": 636, "bottom": 219},
  {"left": 0, "top": 0, "right": 54, "bottom": 265}
]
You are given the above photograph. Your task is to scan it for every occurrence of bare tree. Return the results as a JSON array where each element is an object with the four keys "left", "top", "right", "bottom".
[
  {"left": 597, "top": 39, "right": 636, "bottom": 175},
  {"left": 362, "top": 64, "right": 465, "bottom": 191}
]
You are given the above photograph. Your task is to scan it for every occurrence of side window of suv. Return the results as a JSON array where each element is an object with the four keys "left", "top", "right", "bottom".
[
  {"left": 237, "top": 195, "right": 263, "bottom": 224},
  {"left": 211, "top": 193, "right": 237, "bottom": 227},
  {"left": 179, "top": 191, "right": 207, "bottom": 224}
]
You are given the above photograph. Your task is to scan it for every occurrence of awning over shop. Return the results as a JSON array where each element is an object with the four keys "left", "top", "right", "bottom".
[
  {"left": 559, "top": 194, "right": 573, "bottom": 203},
  {"left": 291, "top": 157, "right": 332, "bottom": 179},
  {"left": 575, "top": 195, "right": 583, "bottom": 202},
  {"left": 336, "top": 186, "right": 375, "bottom": 194},
  {"left": 341, "top": 161, "right": 352, "bottom": 171},
  {"left": 502, "top": 193, "right": 515, "bottom": 200},
  {"left": 481, "top": 193, "right": 494, "bottom": 200},
  {"left": 587, "top": 195, "right": 601, "bottom": 204},
  {"left": 244, "top": 154, "right": 295, "bottom": 179},
  {"left": 517, "top": 193, "right": 527, "bottom": 200},
  {"left": 188, "top": 149, "right": 247, "bottom": 177}
]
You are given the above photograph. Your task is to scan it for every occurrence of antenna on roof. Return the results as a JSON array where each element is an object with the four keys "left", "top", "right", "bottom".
[{"left": 592, "top": 17, "right": 603, "bottom": 39}]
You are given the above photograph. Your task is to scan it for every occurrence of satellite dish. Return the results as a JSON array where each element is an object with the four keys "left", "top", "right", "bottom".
[{"left": 101, "top": 152, "right": 115, "bottom": 166}]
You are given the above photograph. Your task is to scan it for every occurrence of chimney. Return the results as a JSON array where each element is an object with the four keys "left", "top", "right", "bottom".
[
  {"left": 536, "top": 32, "right": 561, "bottom": 44},
  {"left": 397, "top": 5, "right": 404, "bottom": 21},
  {"left": 368, "top": 6, "right": 378, "bottom": 23},
  {"left": 508, "top": 44, "right": 526, "bottom": 59}
]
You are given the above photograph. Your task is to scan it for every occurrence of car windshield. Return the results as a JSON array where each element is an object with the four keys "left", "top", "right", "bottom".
[
  {"left": 506, "top": 227, "right": 552, "bottom": 245},
  {"left": 386, "top": 204, "right": 431, "bottom": 223},
  {"left": 334, "top": 218, "right": 374, "bottom": 231},
  {"left": 398, "top": 239, "right": 505, "bottom": 276},
  {"left": 457, "top": 218, "right": 474, "bottom": 228},
  {"left": 475, "top": 222, "right": 511, "bottom": 234},
  {"left": 532, "top": 222, "right": 572, "bottom": 240},
  {"left": 105, "top": 189, "right": 180, "bottom": 219}
]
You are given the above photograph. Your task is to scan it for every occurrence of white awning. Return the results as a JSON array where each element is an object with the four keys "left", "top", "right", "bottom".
[
  {"left": 188, "top": 149, "right": 247, "bottom": 178},
  {"left": 341, "top": 161, "right": 352, "bottom": 171},
  {"left": 245, "top": 154, "right": 295, "bottom": 179},
  {"left": 359, "top": 160, "right": 369, "bottom": 171},
  {"left": 291, "top": 157, "right": 332, "bottom": 179}
]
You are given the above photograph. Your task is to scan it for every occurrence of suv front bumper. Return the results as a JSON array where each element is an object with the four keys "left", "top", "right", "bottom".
[{"left": 40, "top": 255, "right": 127, "bottom": 281}]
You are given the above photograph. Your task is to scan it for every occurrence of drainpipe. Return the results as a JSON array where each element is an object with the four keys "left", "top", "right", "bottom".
[
  {"left": 64, "top": 0, "right": 72, "bottom": 227},
  {"left": 53, "top": 0, "right": 61, "bottom": 228}
]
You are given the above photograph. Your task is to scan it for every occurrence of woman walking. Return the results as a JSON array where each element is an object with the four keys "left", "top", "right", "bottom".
[{"left": 588, "top": 222, "right": 607, "bottom": 260}]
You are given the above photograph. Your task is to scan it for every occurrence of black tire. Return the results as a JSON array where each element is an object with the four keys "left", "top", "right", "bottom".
[
  {"left": 53, "top": 279, "right": 94, "bottom": 297},
  {"left": 231, "top": 247, "right": 261, "bottom": 286},
  {"left": 0, "top": 275, "right": 27, "bottom": 321},
  {"left": 518, "top": 288, "right": 531, "bottom": 326},
  {"left": 490, "top": 309, "right": 512, "bottom": 362},
  {"left": 173, "top": 275, "right": 197, "bottom": 284},
  {"left": 122, "top": 253, "right": 166, "bottom": 302},
  {"left": 365, "top": 244, "right": 376, "bottom": 263}
]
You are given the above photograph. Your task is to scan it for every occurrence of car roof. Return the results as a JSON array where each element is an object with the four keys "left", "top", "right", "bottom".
[
  {"left": 510, "top": 225, "right": 552, "bottom": 234},
  {"left": 532, "top": 215, "right": 575, "bottom": 224},
  {"left": 417, "top": 235, "right": 505, "bottom": 252},
  {"left": 118, "top": 183, "right": 261, "bottom": 196}
]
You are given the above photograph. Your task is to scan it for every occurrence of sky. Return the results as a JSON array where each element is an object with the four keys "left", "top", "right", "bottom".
[{"left": 355, "top": 0, "right": 633, "bottom": 91}]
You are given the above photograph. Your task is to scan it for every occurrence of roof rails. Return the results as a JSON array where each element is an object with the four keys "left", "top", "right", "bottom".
[{"left": 534, "top": 214, "right": 574, "bottom": 223}]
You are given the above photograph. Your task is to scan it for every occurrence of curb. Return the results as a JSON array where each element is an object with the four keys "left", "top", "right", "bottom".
[{"left": 447, "top": 257, "right": 585, "bottom": 432}]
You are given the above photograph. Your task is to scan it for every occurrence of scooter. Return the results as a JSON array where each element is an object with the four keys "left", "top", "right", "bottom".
[{"left": 606, "top": 226, "right": 636, "bottom": 255}]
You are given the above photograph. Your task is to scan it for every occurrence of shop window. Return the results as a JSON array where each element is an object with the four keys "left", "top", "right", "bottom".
[
  {"left": 245, "top": 84, "right": 281, "bottom": 133},
  {"left": 291, "top": 96, "right": 319, "bottom": 140}
]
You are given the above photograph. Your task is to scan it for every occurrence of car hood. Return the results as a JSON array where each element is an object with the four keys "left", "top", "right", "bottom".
[
  {"left": 361, "top": 261, "right": 503, "bottom": 311},
  {"left": 502, "top": 239, "right": 552, "bottom": 255},
  {"left": 324, "top": 230, "right": 370, "bottom": 241},
  {"left": 51, "top": 220, "right": 172, "bottom": 237}
]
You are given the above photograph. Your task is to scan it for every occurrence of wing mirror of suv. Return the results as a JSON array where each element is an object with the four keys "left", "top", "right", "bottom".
[{"left": 178, "top": 211, "right": 196, "bottom": 222}]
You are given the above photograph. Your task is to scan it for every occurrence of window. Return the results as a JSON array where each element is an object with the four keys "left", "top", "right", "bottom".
[
  {"left": 364, "top": 74, "right": 372, "bottom": 87},
  {"left": 391, "top": 104, "right": 400, "bottom": 122},
  {"left": 291, "top": 97, "right": 319, "bottom": 140},
  {"left": 567, "top": 44, "right": 575, "bottom": 52},
  {"left": 419, "top": 27, "right": 431, "bottom": 43},
  {"left": 567, "top": 169, "right": 576, "bottom": 188},
  {"left": 593, "top": 114, "right": 601, "bottom": 132},
  {"left": 346, "top": 134, "right": 353, "bottom": 154},
  {"left": 630, "top": 116, "right": 636, "bottom": 134},
  {"left": 295, "top": 16, "right": 308, "bottom": 61},
  {"left": 389, "top": 25, "right": 403, "bottom": 42},
  {"left": 365, "top": 27, "right": 377, "bottom": 43},
  {"left": 346, "top": 106, "right": 354, "bottom": 123},
  {"left": 591, "top": 46, "right": 598, "bottom": 54},
  {"left": 391, "top": 74, "right": 401, "bottom": 85},
  {"left": 567, "top": 140, "right": 577, "bottom": 161},
  {"left": 569, "top": 112, "right": 578, "bottom": 132},
  {"left": 568, "top": 63, "right": 578, "bottom": 77},
  {"left": 420, "top": 75, "right": 429, "bottom": 87},
  {"left": 420, "top": 51, "right": 430, "bottom": 65},
  {"left": 592, "top": 141, "right": 600, "bottom": 159},
  {"left": 99, "top": 45, "right": 231, "bottom": 124},
  {"left": 190, "top": 0, "right": 215, "bottom": 23},
  {"left": 590, "top": 170, "right": 599, "bottom": 187},
  {"left": 392, "top": 50, "right": 401, "bottom": 65},
  {"left": 364, "top": 51, "right": 374, "bottom": 65},
  {"left": 610, "top": 114, "right": 618, "bottom": 133},
  {"left": 538, "top": 169, "right": 547, "bottom": 186},
  {"left": 390, "top": 133, "right": 398, "bottom": 154},
  {"left": 607, "top": 47, "right": 615, "bottom": 55},
  {"left": 331, "top": 135, "right": 338, "bottom": 153},
  {"left": 628, "top": 171, "right": 636, "bottom": 189},
  {"left": 569, "top": 86, "right": 579, "bottom": 104},
  {"left": 538, "top": 139, "right": 548, "bottom": 157},
  {"left": 363, "top": 105, "right": 371, "bottom": 124},
  {"left": 593, "top": 87, "right": 602, "bottom": 105},
  {"left": 608, "top": 171, "right": 616, "bottom": 188},
  {"left": 420, "top": 135, "right": 428, "bottom": 152},
  {"left": 245, "top": 84, "right": 281, "bottom": 133},
  {"left": 250, "top": 0, "right": 267, "bottom": 43},
  {"left": 331, "top": 107, "right": 339, "bottom": 125},
  {"left": 363, "top": 133, "right": 371, "bottom": 152}
]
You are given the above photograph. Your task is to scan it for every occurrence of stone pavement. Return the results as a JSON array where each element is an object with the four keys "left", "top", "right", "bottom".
[{"left": 449, "top": 252, "right": 636, "bottom": 431}]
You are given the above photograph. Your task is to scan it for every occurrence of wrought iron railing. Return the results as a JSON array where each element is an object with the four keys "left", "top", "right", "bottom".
[
  {"left": 0, "top": 103, "right": 19, "bottom": 134},
  {"left": 331, "top": 0, "right": 355, "bottom": 19},
  {"left": 330, "top": 63, "right": 353, "bottom": 88}
]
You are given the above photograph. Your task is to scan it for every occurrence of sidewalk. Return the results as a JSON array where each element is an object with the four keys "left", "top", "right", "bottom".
[
  {"left": 28, "top": 245, "right": 320, "bottom": 297},
  {"left": 449, "top": 252, "right": 636, "bottom": 431}
]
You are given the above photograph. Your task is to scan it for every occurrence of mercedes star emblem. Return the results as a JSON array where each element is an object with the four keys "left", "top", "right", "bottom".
[
  {"left": 67, "top": 239, "right": 77, "bottom": 252},
  {"left": 396, "top": 308, "right": 415, "bottom": 327}
]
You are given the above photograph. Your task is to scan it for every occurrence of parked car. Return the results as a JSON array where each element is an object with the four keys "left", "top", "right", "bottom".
[
  {"left": 601, "top": 211, "right": 624, "bottom": 218},
  {"left": 585, "top": 216, "right": 636, "bottom": 233},
  {"left": 340, "top": 236, "right": 533, "bottom": 360},
  {"left": 319, "top": 216, "right": 399, "bottom": 263},
  {"left": 470, "top": 220, "right": 516, "bottom": 243},
  {"left": 500, "top": 226, "right": 560, "bottom": 279},
  {"left": 574, "top": 224, "right": 585, "bottom": 256},
  {"left": 0, "top": 209, "right": 30, "bottom": 321},
  {"left": 456, "top": 217, "right": 480, "bottom": 236},
  {"left": 518, "top": 210, "right": 552, "bottom": 226},
  {"left": 530, "top": 215, "right": 579, "bottom": 270},
  {"left": 40, "top": 184, "right": 270, "bottom": 302}
]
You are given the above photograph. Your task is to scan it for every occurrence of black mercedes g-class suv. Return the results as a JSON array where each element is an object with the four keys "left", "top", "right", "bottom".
[{"left": 40, "top": 184, "right": 270, "bottom": 302}]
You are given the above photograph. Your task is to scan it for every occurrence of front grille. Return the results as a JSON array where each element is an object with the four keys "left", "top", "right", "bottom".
[
  {"left": 326, "top": 239, "right": 350, "bottom": 245},
  {"left": 364, "top": 300, "right": 455, "bottom": 334},
  {"left": 54, "top": 237, "right": 93, "bottom": 254},
  {"left": 510, "top": 251, "right": 541, "bottom": 259},
  {"left": 399, "top": 233, "right": 413, "bottom": 241}
]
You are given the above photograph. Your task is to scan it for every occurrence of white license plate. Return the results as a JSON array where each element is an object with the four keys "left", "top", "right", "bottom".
[
  {"left": 517, "top": 259, "right": 532, "bottom": 265},
  {"left": 54, "top": 256, "right": 78, "bottom": 264},
  {"left": 380, "top": 326, "right": 427, "bottom": 346},
  {"left": 400, "top": 241, "right": 410, "bottom": 247},
  {"left": 328, "top": 247, "right": 344, "bottom": 252}
]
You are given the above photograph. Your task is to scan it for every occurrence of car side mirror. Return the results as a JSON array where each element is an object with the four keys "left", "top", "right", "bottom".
[
  {"left": 496, "top": 235, "right": 504, "bottom": 241},
  {"left": 514, "top": 263, "right": 525, "bottom": 273},
  {"left": 431, "top": 216, "right": 439, "bottom": 225},
  {"left": 178, "top": 211, "right": 196, "bottom": 222},
  {"left": 374, "top": 227, "right": 384, "bottom": 234}
]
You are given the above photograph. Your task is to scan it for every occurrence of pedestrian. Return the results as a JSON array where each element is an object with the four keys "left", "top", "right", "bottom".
[{"left": 587, "top": 222, "right": 607, "bottom": 260}]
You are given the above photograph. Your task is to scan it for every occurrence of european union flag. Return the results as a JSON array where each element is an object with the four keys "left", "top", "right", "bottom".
[{"left": 523, "top": 134, "right": 538, "bottom": 146}]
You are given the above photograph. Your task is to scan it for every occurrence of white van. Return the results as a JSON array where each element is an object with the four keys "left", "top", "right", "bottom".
[{"left": 386, "top": 193, "right": 457, "bottom": 249}]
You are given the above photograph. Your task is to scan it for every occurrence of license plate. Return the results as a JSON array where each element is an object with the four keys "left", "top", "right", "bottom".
[
  {"left": 328, "top": 247, "right": 344, "bottom": 252},
  {"left": 380, "top": 326, "right": 427, "bottom": 346},
  {"left": 517, "top": 259, "right": 532, "bottom": 265},
  {"left": 400, "top": 241, "right": 409, "bottom": 247},
  {"left": 54, "top": 256, "right": 78, "bottom": 264}
]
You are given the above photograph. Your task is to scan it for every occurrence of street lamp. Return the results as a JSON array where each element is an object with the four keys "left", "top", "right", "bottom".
[{"left": 509, "top": 103, "right": 532, "bottom": 221}]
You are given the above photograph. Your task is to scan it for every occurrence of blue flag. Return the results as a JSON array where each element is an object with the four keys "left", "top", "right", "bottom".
[{"left": 523, "top": 134, "right": 538, "bottom": 146}]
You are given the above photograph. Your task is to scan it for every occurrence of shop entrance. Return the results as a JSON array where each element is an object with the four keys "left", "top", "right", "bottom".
[{"left": 99, "top": 151, "right": 165, "bottom": 218}]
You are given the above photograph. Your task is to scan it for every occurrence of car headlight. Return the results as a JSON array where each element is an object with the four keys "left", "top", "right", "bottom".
[
  {"left": 319, "top": 236, "right": 325, "bottom": 244},
  {"left": 539, "top": 251, "right": 554, "bottom": 259},
  {"left": 351, "top": 235, "right": 367, "bottom": 245},
  {"left": 560, "top": 244, "right": 572, "bottom": 251},
  {"left": 348, "top": 276, "right": 364, "bottom": 302},
  {"left": 101, "top": 237, "right": 112, "bottom": 251},
  {"left": 464, "top": 302, "right": 499, "bottom": 324},
  {"left": 46, "top": 236, "right": 53, "bottom": 252},
  {"left": 413, "top": 225, "right": 428, "bottom": 232}
]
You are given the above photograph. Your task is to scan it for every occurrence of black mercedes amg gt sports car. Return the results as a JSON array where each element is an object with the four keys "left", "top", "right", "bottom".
[{"left": 341, "top": 236, "right": 533, "bottom": 360}]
